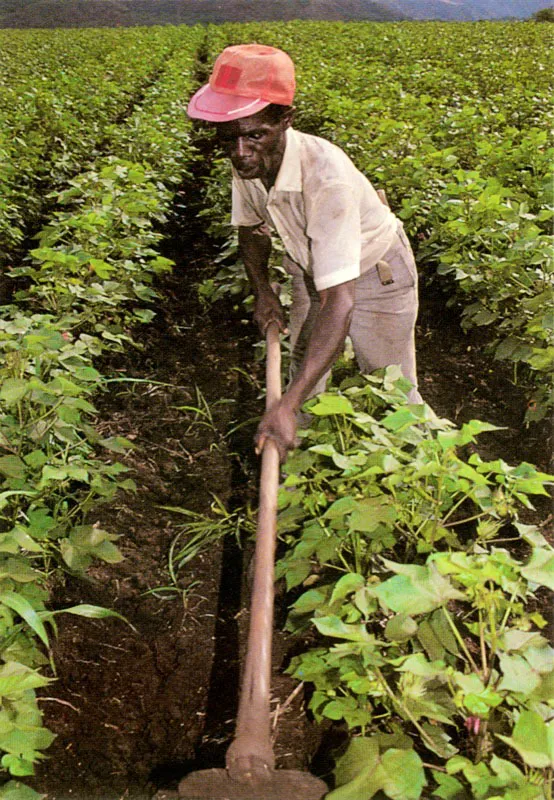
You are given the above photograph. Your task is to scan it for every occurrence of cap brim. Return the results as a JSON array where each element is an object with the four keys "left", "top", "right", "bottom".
[{"left": 187, "top": 84, "right": 270, "bottom": 122}]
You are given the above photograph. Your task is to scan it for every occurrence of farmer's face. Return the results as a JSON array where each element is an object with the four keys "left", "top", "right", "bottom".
[{"left": 215, "top": 107, "right": 293, "bottom": 188}]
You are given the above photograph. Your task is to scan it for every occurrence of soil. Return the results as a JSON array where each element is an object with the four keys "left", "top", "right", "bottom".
[{"left": 29, "top": 186, "right": 552, "bottom": 800}]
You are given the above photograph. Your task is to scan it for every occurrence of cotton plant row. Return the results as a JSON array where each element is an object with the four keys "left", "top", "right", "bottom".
[
  {"left": 198, "top": 20, "right": 553, "bottom": 422},
  {"left": 0, "top": 26, "right": 188, "bottom": 263},
  {"left": 276, "top": 369, "right": 553, "bottom": 799},
  {"left": 0, "top": 27, "right": 204, "bottom": 797}
]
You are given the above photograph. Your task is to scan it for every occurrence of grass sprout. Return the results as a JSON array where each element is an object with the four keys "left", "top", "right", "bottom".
[
  {"left": 173, "top": 385, "right": 234, "bottom": 435},
  {"left": 161, "top": 497, "right": 256, "bottom": 588}
]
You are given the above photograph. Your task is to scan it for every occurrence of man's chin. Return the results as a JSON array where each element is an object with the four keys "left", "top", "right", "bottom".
[{"left": 235, "top": 166, "right": 260, "bottom": 179}]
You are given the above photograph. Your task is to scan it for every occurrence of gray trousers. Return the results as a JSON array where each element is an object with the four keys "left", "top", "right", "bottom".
[{"left": 283, "top": 222, "right": 422, "bottom": 404}]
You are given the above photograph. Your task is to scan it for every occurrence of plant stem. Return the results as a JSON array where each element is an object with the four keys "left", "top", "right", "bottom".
[
  {"left": 474, "top": 719, "right": 488, "bottom": 764},
  {"left": 443, "top": 510, "right": 490, "bottom": 528},
  {"left": 374, "top": 667, "right": 439, "bottom": 753},
  {"left": 333, "top": 416, "right": 346, "bottom": 453},
  {"left": 497, "top": 580, "right": 522, "bottom": 639},
  {"left": 478, "top": 607, "right": 488, "bottom": 683},
  {"left": 486, "top": 584, "right": 498, "bottom": 675},
  {"left": 442, "top": 606, "right": 482, "bottom": 678}
]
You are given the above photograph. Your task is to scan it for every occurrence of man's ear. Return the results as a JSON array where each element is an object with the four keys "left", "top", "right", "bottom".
[{"left": 281, "top": 106, "right": 296, "bottom": 130}]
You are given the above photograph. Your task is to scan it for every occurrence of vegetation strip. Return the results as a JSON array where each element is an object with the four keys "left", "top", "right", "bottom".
[{"left": 0, "top": 25, "right": 203, "bottom": 797}]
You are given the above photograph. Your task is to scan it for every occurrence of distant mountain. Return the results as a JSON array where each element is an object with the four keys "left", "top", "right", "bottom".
[
  {"left": 0, "top": 0, "right": 401, "bottom": 28},
  {"left": 383, "top": 0, "right": 551, "bottom": 20},
  {"left": 0, "top": 0, "right": 550, "bottom": 27}
]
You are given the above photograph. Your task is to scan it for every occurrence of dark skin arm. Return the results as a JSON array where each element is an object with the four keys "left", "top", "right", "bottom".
[
  {"left": 239, "top": 225, "right": 287, "bottom": 334},
  {"left": 255, "top": 280, "right": 355, "bottom": 462},
  {"left": 239, "top": 225, "right": 356, "bottom": 462}
]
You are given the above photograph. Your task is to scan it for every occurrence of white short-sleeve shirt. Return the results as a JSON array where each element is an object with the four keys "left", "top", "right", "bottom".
[{"left": 231, "top": 128, "right": 397, "bottom": 291}]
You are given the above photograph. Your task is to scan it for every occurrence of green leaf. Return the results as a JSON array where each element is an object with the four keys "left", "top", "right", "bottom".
[
  {"left": 420, "top": 610, "right": 459, "bottom": 659},
  {"left": 290, "top": 587, "right": 330, "bottom": 614},
  {"left": 72, "top": 366, "right": 101, "bottom": 382},
  {"left": 26, "top": 509, "right": 56, "bottom": 539},
  {"left": 99, "top": 436, "right": 134, "bottom": 454},
  {"left": 0, "top": 780, "right": 45, "bottom": 799},
  {"left": 349, "top": 497, "right": 397, "bottom": 532},
  {"left": 417, "top": 619, "right": 446, "bottom": 662},
  {"left": 40, "top": 465, "right": 69, "bottom": 484},
  {"left": 496, "top": 711, "right": 554, "bottom": 769},
  {"left": 93, "top": 540, "right": 124, "bottom": 564},
  {"left": 324, "top": 497, "right": 359, "bottom": 519},
  {"left": 490, "top": 755, "right": 526, "bottom": 786},
  {"left": 431, "top": 771, "right": 465, "bottom": 800},
  {"left": 380, "top": 749, "right": 426, "bottom": 800},
  {"left": 282, "top": 557, "right": 312, "bottom": 590},
  {"left": 0, "top": 380, "right": 28, "bottom": 406},
  {"left": 498, "top": 653, "right": 542, "bottom": 695},
  {"left": 521, "top": 548, "right": 554, "bottom": 591},
  {"left": 0, "top": 661, "right": 51, "bottom": 696},
  {"left": 420, "top": 723, "right": 458, "bottom": 760},
  {"left": 382, "top": 407, "right": 420, "bottom": 431},
  {"left": 328, "top": 737, "right": 380, "bottom": 799},
  {"left": 1, "top": 754, "right": 35, "bottom": 777},
  {"left": 516, "top": 523, "right": 550, "bottom": 549},
  {"left": 23, "top": 451, "right": 48, "bottom": 470},
  {"left": 385, "top": 614, "right": 417, "bottom": 643},
  {"left": 133, "top": 308, "right": 156, "bottom": 323},
  {"left": 329, "top": 573, "right": 365, "bottom": 605},
  {"left": 398, "top": 654, "right": 446, "bottom": 679},
  {"left": 374, "top": 562, "right": 465, "bottom": 615},
  {"left": 0, "top": 457, "right": 26, "bottom": 480},
  {"left": 326, "top": 737, "right": 426, "bottom": 799},
  {"left": 309, "top": 394, "right": 355, "bottom": 417},
  {"left": 313, "top": 616, "right": 372, "bottom": 643},
  {"left": 59, "top": 604, "right": 131, "bottom": 628},
  {"left": 0, "top": 592, "right": 49, "bottom": 647},
  {"left": 89, "top": 258, "right": 116, "bottom": 278},
  {"left": 0, "top": 558, "right": 42, "bottom": 584}
]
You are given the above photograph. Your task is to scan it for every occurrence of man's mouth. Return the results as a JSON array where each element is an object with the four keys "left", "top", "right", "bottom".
[{"left": 235, "top": 162, "right": 257, "bottom": 174}]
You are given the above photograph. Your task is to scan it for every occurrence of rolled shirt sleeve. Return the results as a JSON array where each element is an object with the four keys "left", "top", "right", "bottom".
[
  {"left": 231, "top": 176, "right": 265, "bottom": 227},
  {"left": 306, "top": 182, "right": 363, "bottom": 291}
]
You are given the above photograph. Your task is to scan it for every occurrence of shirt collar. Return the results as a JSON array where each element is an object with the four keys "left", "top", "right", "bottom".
[{"left": 273, "top": 128, "right": 302, "bottom": 193}]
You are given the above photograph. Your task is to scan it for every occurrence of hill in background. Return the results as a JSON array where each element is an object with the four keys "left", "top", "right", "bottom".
[
  {"left": 0, "top": 0, "right": 550, "bottom": 27},
  {"left": 384, "top": 0, "right": 550, "bottom": 21},
  {"left": 0, "top": 0, "right": 400, "bottom": 28}
]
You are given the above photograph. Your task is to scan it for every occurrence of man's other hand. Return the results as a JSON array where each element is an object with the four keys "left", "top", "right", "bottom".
[
  {"left": 254, "top": 398, "right": 297, "bottom": 463},
  {"left": 253, "top": 287, "right": 288, "bottom": 335}
]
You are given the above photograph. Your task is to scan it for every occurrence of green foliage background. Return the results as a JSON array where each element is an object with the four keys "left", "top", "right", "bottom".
[{"left": 0, "top": 19, "right": 551, "bottom": 799}]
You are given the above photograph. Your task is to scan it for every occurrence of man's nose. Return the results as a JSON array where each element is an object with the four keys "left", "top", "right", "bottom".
[{"left": 234, "top": 137, "right": 251, "bottom": 158}]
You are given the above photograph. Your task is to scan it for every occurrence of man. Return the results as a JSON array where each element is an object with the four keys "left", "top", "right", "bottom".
[{"left": 188, "top": 44, "right": 422, "bottom": 462}]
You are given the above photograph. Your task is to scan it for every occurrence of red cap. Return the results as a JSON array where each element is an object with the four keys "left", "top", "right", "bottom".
[{"left": 187, "top": 44, "right": 295, "bottom": 122}]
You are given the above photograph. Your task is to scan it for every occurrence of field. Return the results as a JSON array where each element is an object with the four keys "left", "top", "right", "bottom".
[{"left": 0, "top": 19, "right": 552, "bottom": 800}]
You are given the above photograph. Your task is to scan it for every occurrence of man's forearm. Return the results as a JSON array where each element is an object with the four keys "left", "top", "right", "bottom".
[
  {"left": 284, "top": 281, "right": 355, "bottom": 412},
  {"left": 239, "top": 225, "right": 287, "bottom": 333},
  {"left": 238, "top": 225, "right": 272, "bottom": 297},
  {"left": 254, "top": 280, "right": 355, "bottom": 462}
]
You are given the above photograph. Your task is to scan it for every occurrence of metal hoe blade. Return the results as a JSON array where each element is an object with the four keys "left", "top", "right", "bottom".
[{"left": 179, "top": 767, "right": 327, "bottom": 799}]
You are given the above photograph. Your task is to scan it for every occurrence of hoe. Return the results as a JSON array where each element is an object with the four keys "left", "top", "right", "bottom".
[{"left": 178, "top": 322, "right": 327, "bottom": 800}]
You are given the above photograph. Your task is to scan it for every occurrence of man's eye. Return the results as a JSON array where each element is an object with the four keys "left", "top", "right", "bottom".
[{"left": 249, "top": 133, "right": 263, "bottom": 140}]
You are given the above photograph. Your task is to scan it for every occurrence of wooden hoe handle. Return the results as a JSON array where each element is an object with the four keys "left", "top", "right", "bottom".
[{"left": 225, "top": 323, "right": 282, "bottom": 782}]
